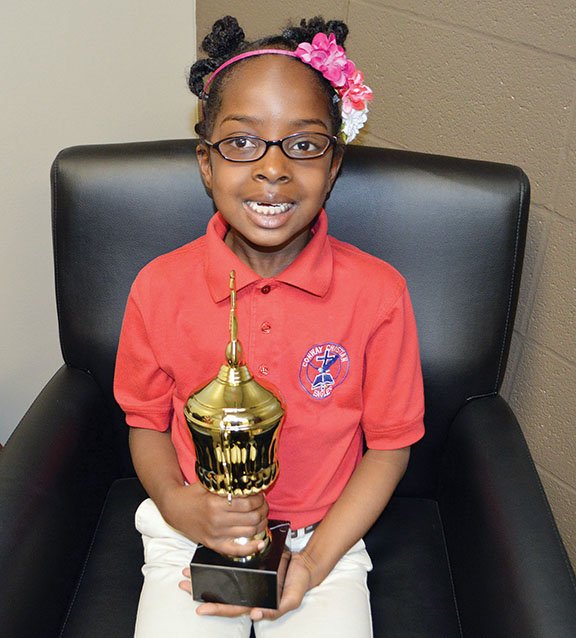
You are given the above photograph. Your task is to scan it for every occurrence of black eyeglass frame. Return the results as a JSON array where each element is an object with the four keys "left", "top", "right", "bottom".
[{"left": 203, "top": 132, "right": 338, "bottom": 162}]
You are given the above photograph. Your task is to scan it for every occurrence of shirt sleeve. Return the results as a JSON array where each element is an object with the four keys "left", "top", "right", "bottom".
[
  {"left": 361, "top": 284, "right": 425, "bottom": 449},
  {"left": 113, "top": 284, "right": 175, "bottom": 431}
]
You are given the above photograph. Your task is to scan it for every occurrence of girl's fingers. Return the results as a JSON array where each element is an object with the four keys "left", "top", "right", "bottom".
[
  {"left": 178, "top": 578, "right": 192, "bottom": 595},
  {"left": 179, "top": 574, "right": 253, "bottom": 618},
  {"left": 219, "top": 538, "right": 266, "bottom": 558},
  {"left": 196, "top": 602, "right": 252, "bottom": 617}
]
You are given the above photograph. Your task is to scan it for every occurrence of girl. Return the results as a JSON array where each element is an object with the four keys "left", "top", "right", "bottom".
[{"left": 114, "top": 15, "right": 424, "bottom": 638}]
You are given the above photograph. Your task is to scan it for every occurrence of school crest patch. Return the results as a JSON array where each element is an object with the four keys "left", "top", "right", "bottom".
[{"left": 299, "top": 342, "right": 350, "bottom": 400}]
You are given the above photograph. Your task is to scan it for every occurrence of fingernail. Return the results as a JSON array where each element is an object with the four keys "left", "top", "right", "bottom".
[{"left": 257, "top": 541, "right": 266, "bottom": 551}]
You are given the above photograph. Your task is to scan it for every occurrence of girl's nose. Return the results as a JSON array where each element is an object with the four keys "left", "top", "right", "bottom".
[{"left": 252, "top": 145, "right": 292, "bottom": 183}]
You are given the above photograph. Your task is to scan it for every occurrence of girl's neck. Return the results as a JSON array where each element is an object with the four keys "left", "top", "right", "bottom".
[{"left": 224, "top": 227, "right": 312, "bottom": 278}]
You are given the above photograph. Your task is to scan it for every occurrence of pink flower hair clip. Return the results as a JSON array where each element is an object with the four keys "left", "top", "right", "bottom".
[{"left": 294, "top": 33, "right": 373, "bottom": 143}]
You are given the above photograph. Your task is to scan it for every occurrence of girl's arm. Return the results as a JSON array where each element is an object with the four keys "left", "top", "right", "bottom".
[
  {"left": 129, "top": 427, "right": 269, "bottom": 559},
  {"left": 295, "top": 446, "right": 409, "bottom": 586},
  {"left": 190, "top": 446, "right": 410, "bottom": 620}
]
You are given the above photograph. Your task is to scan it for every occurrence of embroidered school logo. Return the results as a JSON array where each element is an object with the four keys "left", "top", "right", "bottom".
[{"left": 299, "top": 342, "right": 350, "bottom": 400}]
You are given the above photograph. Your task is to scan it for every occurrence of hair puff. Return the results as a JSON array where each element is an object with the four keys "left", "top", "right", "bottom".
[
  {"left": 201, "top": 16, "right": 245, "bottom": 58},
  {"left": 282, "top": 16, "right": 349, "bottom": 47},
  {"left": 188, "top": 16, "right": 246, "bottom": 98},
  {"left": 188, "top": 58, "right": 220, "bottom": 98}
]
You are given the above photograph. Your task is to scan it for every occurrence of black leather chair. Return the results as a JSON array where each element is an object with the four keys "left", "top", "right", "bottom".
[{"left": 1, "top": 140, "right": 575, "bottom": 638}]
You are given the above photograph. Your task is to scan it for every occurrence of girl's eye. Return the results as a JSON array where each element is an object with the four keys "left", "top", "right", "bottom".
[
  {"left": 285, "top": 134, "right": 329, "bottom": 157},
  {"left": 295, "top": 140, "right": 315, "bottom": 151},
  {"left": 290, "top": 139, "right": 319, "bottom": 152},
  {"left": 218, "top": 137, "right": 260, "bottom": 158},
  {"left": 230, "top": 137, "right": 257, "bottom": 150}
]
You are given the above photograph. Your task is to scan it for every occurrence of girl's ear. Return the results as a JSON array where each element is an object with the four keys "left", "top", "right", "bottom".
[{"left": 196, "top": 142, "right": 213, "bottom": 192}]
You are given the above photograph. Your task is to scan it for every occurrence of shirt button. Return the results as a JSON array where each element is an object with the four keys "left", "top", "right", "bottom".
[
  {"left": 261, "top": 285, "right": 271, "bottom": 294},
  {"left": 260, "top": 322, "right": 271, "bottom": 333},
  {"left": 258, "top": 364, "right": 269, "bottom": 376}
]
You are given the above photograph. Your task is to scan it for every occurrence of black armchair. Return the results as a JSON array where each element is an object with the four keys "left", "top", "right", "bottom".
[{"left": 1, "top": 140, "right": 575, "bottom": 637}]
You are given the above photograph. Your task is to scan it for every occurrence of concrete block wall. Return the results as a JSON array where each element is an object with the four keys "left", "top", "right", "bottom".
[{"left": 196, "top": 1, "right": 576, "bottom": 566}]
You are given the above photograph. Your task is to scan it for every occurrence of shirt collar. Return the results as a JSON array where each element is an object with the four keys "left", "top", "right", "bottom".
[{"left": 205, "top": 209, "right": 333, "bottom": 303}]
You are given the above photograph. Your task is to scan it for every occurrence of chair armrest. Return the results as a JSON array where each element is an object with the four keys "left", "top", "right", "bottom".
[
  {"left": 0, "top": 365, "right": 120, "bottom": 637},
  {"left": 438, "top": 395, "right": 576, "bottom": 637}
]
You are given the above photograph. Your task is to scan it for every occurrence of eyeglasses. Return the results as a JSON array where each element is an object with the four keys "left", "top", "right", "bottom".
[{"left": 204, "top": 132, "right": 337, "bottom": 162}]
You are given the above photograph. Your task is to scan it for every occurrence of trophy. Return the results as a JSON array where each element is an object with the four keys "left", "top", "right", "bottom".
[{"left": 184, "top": 271, "right": 290, "bottom": 609}]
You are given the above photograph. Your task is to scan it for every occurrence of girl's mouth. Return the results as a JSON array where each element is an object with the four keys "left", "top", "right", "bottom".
[{"left": 245, "top": 201, "right": 294, "bottom": 216}]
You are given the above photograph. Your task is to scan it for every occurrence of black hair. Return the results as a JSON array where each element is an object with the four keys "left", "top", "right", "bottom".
[{"left": 188, "top": 16, "right": 349, "bottom": 139}]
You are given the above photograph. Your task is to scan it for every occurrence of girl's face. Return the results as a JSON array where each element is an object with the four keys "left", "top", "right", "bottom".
[{"left": 197, "top": 56, "right": 342, "bottom": 271}]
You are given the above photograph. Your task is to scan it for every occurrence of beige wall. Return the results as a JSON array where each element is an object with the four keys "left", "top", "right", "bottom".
[
  {"left": 1, "top": 1, "right": 196, "bottom": 442},
  {"left": 196, "top": 1, "right": 576, "bottom": 565}
]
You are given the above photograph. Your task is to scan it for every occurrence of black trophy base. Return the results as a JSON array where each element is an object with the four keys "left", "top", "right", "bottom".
[{"left": 190, "top": 520, "right": 290, "bottom": 609}]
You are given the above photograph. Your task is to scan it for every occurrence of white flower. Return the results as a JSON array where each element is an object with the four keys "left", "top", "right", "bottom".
[{"left": 341, "top": 106, "right": 369, "bottom": 143}]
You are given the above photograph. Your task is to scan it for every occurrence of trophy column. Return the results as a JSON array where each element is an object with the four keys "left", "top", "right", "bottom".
[{"left": 184, "top": 271, "right": 290, "bottom": 609}]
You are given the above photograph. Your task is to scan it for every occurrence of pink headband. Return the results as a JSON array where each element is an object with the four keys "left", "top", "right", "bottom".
[
  {"left": 200, "top": 35, "right": 373, "bottom": 143},
  {"left": 203, "top": 49, "right": 297, "bottom": 95}
]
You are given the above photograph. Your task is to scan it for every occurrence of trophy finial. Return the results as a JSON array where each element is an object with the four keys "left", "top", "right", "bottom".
[{"left": 226, "top": 270, "right": 243, "bottom": 366}]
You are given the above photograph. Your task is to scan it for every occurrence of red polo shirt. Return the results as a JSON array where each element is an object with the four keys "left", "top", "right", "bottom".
[{"left": 114, "top": 210, "right": 424, "bottom": 529}]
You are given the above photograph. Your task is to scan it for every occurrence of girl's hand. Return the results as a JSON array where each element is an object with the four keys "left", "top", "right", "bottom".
[
  {"left": 178, "top": 550, "right": 315, "bottom": 621},
  {"left": 162, "top": 482, "right": 269, "bottom": 559},
  {"left": 128, "top": 428, "right": 268, "bottom": 559}
]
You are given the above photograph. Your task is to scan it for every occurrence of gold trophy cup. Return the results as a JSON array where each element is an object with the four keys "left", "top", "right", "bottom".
[{"left": 184, "top": 272, "right": 290, "bottom": 609}]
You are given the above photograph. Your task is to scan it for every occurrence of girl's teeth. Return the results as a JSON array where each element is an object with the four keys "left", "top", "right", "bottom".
[{"left": 247, "top": 201, "right": 292, "bottom": 215}]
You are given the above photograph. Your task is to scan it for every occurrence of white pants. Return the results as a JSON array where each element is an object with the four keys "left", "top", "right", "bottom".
[{"left": 134, "top": 499, "right": 373, "bottom": 638}]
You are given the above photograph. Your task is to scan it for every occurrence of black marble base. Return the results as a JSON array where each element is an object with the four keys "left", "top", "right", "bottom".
[{"left": 190, "top": 521, "right": 291, "bottom": 609}]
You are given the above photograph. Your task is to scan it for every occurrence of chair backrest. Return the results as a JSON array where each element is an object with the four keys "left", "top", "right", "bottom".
[{"left": 51, "top": 140, "right": 529, "bottom": 495}]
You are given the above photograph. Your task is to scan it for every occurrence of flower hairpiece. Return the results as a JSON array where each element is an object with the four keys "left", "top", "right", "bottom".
[
  {"left": 294, "top": 33, "right": 373, "bottom": 143},
  {"left": 201, "top": 34, "right": 373, "bottom": 144}
]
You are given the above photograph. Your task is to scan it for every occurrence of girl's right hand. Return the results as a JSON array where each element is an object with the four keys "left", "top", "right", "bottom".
[{"left": 160, "top": 481, "right": 269, "bottom": 559}]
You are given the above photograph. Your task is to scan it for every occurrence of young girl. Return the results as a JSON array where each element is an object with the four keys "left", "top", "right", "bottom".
[{"left": 114, "top": 15, "right": 424, "bottom": 638}]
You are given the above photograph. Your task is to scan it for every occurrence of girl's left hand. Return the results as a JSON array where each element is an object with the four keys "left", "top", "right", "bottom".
[{"left": 178, "top": 551, "right": 314, "bottom": 621}]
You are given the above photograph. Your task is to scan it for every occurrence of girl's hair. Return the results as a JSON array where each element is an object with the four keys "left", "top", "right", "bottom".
[{"left": 189, "top": 16, "right": 349, "bottom": 139}]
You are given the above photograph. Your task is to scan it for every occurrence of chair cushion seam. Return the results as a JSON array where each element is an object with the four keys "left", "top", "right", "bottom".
[
  {"left": 51, "top": 155, "right": 69, "bottom": 366},
  {"left": 512, "top": 424, "right": 576, "bottom": 595},
  {"left": 435, "top": 500, "right": 464, "bottom": 638},
  {"left": 494, "top": 169, "right": 526, "bottom": 392},
  {"left": 58, "top": 486, "right": 115, "bottom": 637}
]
